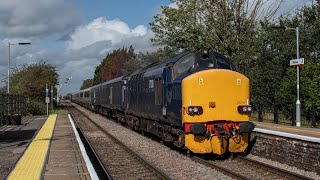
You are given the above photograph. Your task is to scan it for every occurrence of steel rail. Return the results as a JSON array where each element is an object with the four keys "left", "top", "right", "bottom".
[
  {"left": 191, "top": 156, "right": 249, "bottom": 180},
  {"left": 238, "top": 156, "right": 313, "bottom": 180},
  {"left": 68, "top": 108, "right": 112, "bottom": 180},
  {"left": 70, "top": 106, "right": 171, "bottom": 180}
]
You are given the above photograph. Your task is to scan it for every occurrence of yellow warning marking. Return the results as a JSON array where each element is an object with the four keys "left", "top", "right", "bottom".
[{"left": 8, "top": 114, "right": 57, "bottom": 180}]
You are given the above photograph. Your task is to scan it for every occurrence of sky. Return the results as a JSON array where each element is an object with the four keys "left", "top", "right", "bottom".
[{"left": 0, "top": 0, "right": 314, "bottom": 95}]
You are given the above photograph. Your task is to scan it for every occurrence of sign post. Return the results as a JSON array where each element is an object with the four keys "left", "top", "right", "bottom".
[
  {"left": 51, "top": 86, "right": 53, "bottom": 112},
  {"left": 45, "top": 84, "right": 49, "bottom": 115},
  {"left": 289, "top": 54, "right": 304, "bottom": 127}
]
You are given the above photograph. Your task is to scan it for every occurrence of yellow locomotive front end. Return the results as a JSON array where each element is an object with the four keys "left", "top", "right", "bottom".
[{"left": 182, "top": 69, "right": 254, "bottom": 155}]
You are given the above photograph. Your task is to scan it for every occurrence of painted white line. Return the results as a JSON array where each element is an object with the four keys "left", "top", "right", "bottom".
[
  {"left": 68, "top": 114, "right": 99, "bottom": 180},
  {"left": 254, "top": 128, "right": 320, "bottom": 143}
]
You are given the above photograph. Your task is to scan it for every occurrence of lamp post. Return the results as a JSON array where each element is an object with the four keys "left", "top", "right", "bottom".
[
  {"left": 272, "top": 26, "right": 301, "bottom": 127},
  {"left": 55, "top": 77, "right": 72, "bottom": 104},
  {"left": 8, "top": 42, "right": 31, "bottom": 94},
  {"left": 285, "top": 27, "right": 301, "bottom": 127}
]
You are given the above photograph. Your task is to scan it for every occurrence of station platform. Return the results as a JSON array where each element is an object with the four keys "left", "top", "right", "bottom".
[
  {"left": 253, "top": 121, "right": 320, "bottom": 142},
  {"left": 1, "top": 113, "right": 94, "bottom": 180}
]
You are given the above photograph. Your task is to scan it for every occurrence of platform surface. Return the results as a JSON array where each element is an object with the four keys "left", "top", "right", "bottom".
[
  {"left": 254, "top": 121, "right": 320, "bottom": 138},
  {"left": 43, "top": 113, "right": 91, "bottom": 180},
  {"left": 4, "top": 113, "right": 91, "bottom": 180},
  {"left": 0, "top": 116, "right": 47, "bottom": 179}
]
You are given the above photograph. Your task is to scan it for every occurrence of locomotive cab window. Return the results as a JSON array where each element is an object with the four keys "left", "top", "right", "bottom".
[
  {"left": 216, "top": 55, "right": 233, "bottom": 70},
  {"left": 173, "top": 54, "right": 195, "bottom": 78},
  {"left": 198, "top": 52, "right": 214, "bottom": 69},
  {"left": 196, "top": 52, "right": 234, "bottom": 71}
]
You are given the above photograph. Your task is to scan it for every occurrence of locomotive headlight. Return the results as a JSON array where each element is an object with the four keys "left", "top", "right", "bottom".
[
  {"left": 238, "top": 106, "right": 252, "bottom": 114},
  {"left": 187, "top": 106, "right": 203, "bottom": 115},
  {"left": 242, "top": 106, "right": 248, "bottom": 112},
  {"left": 193, "top": 107, "right": 198, "bottom": 113}
]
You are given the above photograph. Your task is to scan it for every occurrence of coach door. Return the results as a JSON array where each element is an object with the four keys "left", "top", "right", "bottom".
[
  {"left": 121, "top": 83, "right": 127, "bottom": 110},
  {"left": 109, "top": 87, "right": 113, "bottom": 105}
]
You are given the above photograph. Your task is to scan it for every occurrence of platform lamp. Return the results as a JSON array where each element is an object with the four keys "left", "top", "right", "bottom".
[
  {"left": 272, "top": 26, "right": 301, "bottom": 127},
  {"left": 8, "top": 42, "right": 31, "bottom": 94}
]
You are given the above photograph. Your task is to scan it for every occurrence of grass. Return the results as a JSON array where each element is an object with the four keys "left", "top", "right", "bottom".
[
  {"left": 250, "top": 112, "right": 319, "bottom": 128},
  {"left": 50, "top": 108, "right": 67, "bottom": 115}
]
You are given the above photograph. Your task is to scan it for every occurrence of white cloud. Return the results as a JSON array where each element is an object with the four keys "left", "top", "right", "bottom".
[
  {"left": 167, "top": 2, "right": 178, "bottom": 9},
  {"left": 0, "top": 17, "right": 158, "bottom": 95},
  {"left": 67, "top": 17, "right": 151, "bottom": 50},
  {"left": 0, "top": 0, "right": 80, "bottom": 38}
]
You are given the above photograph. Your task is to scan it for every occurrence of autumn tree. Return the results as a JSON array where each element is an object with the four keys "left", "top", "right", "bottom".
[
  {"left": 93, "top": 46, "right": 135, "bottom": 84},
  {"left": 121, "top": 51, "right": 165, "bottom": 74},
  {"left": 80, "top": 79, "right": 94, "bottom": 90}
]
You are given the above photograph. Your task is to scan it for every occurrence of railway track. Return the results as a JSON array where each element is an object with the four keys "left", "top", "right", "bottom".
[
  {"left": 68, "top": 107, "right": 171, "bottom": 180},
  {"left": 191, "top": 156, "right": 312, "bottom": 180}
]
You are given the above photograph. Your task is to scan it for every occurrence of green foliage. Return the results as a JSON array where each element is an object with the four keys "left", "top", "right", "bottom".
[
  {"left": 149, "top": 0, "right": 319, "bottom": 123},
  {"left": 80, "top": 79, "right": 94, "bottom": 90},
  {"left": 10, "top": 63, "right": 59, "bottom": 115},
  {"left": 150, "top": 0, "right": 281, "bottom": 72}
]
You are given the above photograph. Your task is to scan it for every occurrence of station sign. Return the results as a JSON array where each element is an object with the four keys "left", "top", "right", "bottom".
[
  {"left": 290, "top": 58, "right": 304, "bottom": 66},
  {"left": 45, "top": 97, "right": 50, "bottom": 104}
]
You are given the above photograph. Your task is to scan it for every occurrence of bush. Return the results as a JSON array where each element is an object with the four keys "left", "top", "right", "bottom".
[{"left": 26, "top": 100, "right": 47, "bottom": 115}]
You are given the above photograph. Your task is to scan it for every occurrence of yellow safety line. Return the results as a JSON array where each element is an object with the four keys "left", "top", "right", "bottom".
[{"left": 8, "top": 114, "right": 57, "bottom": 180}]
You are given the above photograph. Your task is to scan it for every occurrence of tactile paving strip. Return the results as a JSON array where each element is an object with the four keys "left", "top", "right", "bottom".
[{"left": 8, "top": 114, "right": 57, "bottom": 180}]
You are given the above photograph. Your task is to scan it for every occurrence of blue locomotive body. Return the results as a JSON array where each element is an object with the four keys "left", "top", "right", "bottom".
[{"left": 72, "top": 51, "right": 254, "bottom": 155}]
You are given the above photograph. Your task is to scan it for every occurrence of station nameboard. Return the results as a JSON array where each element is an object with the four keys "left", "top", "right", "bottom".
[{"left": 290, "top": 58, "right": 304, "bottom": 66}]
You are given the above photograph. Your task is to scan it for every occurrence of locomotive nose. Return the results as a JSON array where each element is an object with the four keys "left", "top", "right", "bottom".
[{"left": 182, "top": 69, "right": 250, "bottom": 123}]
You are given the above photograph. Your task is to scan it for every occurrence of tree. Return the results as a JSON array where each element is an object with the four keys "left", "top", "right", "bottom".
[
  {"left": 93, "top": 47, "right": 135, "bottom": 84},
  {"left": 150, "top": 0, "right": 282, "bottom": 73},
  {"left": 10, "top": 63, "right": 59, "bottom": 114},
  {"left": 121, "top": 51, "right": 166, "bottom": 74},
  {"left": 80, "top": 79, "right": 94, "bottom": 90}
]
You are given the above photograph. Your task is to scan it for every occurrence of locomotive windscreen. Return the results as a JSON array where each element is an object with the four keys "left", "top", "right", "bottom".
[
  {"left": 198, "top": 53, "right": 234, "bottom": 70},
  {"left": 172, "top": 52, "right": 235, "bottom": 79}
]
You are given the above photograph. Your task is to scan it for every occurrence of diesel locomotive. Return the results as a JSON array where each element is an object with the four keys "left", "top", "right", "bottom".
[{"left": 71, "top": 51, "right": 255, "bottom": 155}]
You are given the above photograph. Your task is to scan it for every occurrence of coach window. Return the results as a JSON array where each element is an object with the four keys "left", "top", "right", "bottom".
[
  {"left": 155, "top": 78, "right": 163, "bottom": 105},
  {"left": 85, "top": 91, "right": 89, "bottom": 97},
  {"left": 173, "top": 54, "right": 195, "bottom": 78}
]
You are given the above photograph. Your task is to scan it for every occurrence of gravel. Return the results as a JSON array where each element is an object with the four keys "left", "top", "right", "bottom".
[
  {"left": 74, "top": 104, "right": 232, "bottom": 180},
  {"left": 246, "top": 154, "right": 320, "bottom": 179},
  {"left": 74, "top": 103, "right": 320, "bottom": 180}
]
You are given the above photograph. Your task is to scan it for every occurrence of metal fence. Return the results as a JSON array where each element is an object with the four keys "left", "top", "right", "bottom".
[{"left": 0, "top": 94, "right": 26, "bottom": 126}]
